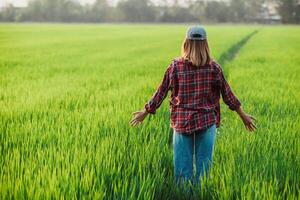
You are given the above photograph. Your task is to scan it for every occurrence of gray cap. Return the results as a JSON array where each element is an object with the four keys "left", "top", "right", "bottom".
[{"left": 186, "top": 25, "right": 207, "bottom": 40}]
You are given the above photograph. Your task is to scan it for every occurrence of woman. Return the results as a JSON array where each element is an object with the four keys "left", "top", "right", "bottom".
[{"left": 130, "top": 25, "right": 256, "bottom": 188}]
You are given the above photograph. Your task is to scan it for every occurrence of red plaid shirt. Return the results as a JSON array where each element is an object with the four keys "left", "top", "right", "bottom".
[{"left": 144, "top": 58, "right": 241, "bottom": 134}]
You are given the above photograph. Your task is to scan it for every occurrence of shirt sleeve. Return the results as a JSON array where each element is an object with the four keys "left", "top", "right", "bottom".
[
  {"left": 215, "top": 63, "right": 241, "bottom": 111},
  {"left": 144, "top": 61, "right": 174, "bottom": 114}
]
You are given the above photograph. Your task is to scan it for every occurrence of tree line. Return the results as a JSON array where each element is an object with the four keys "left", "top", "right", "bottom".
[{"left": 0, "top": 0, "right": 299, "bottom": 24}]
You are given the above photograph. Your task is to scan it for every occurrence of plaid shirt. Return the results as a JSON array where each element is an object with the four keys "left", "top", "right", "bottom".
[{"left": 144, "top": 58, "right": 241, "bottom": 134}]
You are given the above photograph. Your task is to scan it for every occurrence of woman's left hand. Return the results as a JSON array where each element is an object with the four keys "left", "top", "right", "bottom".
[{"left": 130, "top": 109, "right": 149, "bottom": 127}]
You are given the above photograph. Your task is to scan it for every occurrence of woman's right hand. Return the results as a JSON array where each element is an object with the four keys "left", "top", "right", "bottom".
[{"left": 130, "top": 109, "right": 149, "bottom": 127}]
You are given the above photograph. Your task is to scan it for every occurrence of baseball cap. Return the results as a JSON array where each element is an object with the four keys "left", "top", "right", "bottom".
[{"left": 186, "top": 25, "right": 207, "bottom": 40}]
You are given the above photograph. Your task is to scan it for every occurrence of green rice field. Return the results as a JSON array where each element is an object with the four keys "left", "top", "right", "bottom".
[{"left": 0, "top": 24, "right": 299, "bottom": 199}]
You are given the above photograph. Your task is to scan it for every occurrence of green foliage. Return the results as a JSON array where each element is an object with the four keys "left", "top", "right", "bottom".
[
  {"left": 0, "top": 24, "right": 299, "bottom": 199},
  {"left": 276, "top": 0, "right": 299, "bottom": 23},
  {"left": 1, "top": 0, "right": 299, "bottom": 23}
]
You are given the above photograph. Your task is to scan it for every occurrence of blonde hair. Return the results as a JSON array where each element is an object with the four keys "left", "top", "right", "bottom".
[{"left": 181, "top": 38, "right": 212, "bottom": 67}]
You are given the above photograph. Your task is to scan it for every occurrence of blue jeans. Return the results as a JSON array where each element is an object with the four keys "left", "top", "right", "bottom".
[{"left": 173, "top": 124, "right": 217, "bottom": 188}]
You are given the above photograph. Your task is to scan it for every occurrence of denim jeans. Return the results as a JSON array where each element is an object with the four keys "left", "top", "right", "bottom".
[{"left": 173, "top": 124, "right": 217, "bottom": 188}]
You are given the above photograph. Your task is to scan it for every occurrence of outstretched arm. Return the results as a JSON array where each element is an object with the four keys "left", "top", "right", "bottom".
[
  {"left": 130, "top": 63, "right": 174, "bottom": 127},
  {"left": 216, "top": 64, "right": 256, "bottom": 132},
  {"left": 235, "top": 106, "right": 257, "bottom": 132}
]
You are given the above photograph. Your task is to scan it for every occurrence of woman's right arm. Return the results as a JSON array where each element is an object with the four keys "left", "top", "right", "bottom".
[
  {"left": 130, "top": 61, "right": 174, "bottom": 127},
  {"left": 144, "top": 62, "right": 174, "bottom": 114}
]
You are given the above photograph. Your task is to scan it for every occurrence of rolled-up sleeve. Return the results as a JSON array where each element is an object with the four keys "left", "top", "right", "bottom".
[
  {"left": 216, "top": 64, "right": 241, "bottom": 111},
  {"left": 144, "top": 62, "right": 174, "bottom": 114}
]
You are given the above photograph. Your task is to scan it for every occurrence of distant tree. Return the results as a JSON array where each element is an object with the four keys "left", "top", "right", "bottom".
[
  {"left": 297, "top": 1, "right": 300, "bottom": 23},
  {"left": 229, "top": 0, "right": 247, "bottom": 22},
  {"left": 0, "top": 3, "right": 18, "bottom": 21},
  {"left": 276, "top": 0, "right": 298, "bottom": 23},
  {"left": 24, "top": 0, "right": 82, "bottom": 22},
  {"left": 158, "top": 0, "right": 198, "bottom": 22},
  {"left": 117, "top": 0, "right": 156, "bottom": 22},
  {"left": 205, "top": 1, "right": 230, "bottom": 22},
  {"left": 245, "top": 0, "right": 266, "bottom": 22},
  {"left": 23, "top": 0, "right": 44, "bottom": 21},
  {"left": 187, "top": 0, "right": 206, "bottom": 23},
  {"left": 86, "top": 0, "right": 110, "bottom": 22},
  {"left": 3, "top": 0, "right": 296, "bottom": 24}
]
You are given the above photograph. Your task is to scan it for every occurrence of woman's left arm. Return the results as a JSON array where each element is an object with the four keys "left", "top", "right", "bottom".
[
  {"left": 130, "top": 63, "right": 174, "bottom": 127},
  {"left": 216, "top": 63, "right": 257, "bottom": 132}
]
